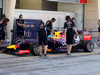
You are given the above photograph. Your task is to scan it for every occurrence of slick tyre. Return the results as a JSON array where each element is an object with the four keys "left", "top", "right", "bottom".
[{"left": 83, "top": 40, "right": 94, "bottom": 52}]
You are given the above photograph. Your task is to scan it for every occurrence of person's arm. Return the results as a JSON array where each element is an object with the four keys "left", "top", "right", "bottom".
[
  {"left": 16, "top": 20, "right": 21, "bottom": 27},
  {"left": 17, "top": 23, "right": 25, "bottom": 27},
  {"left": 37, "top": 27, "right": 39, "bottom": 40},
  {"left": 51, "top": 29, "right": 53, "bottom": 34},
  {"left": 72, "top": 22, "right": 78, "bottom": 35},
  {"left": 73, "top": 27, "right": 78, "bottom": 35},
  {"left": 45, "top": 26, "right": 48, "bottom": 36},
  {"left": 97, "top": 21, "right": 100, "bottom": 26},
  {"left": 37, "top": 33, "right": 38, "bottom": 40},
  {"left": 63, "top": 22, "right": 66, "bottom": 34},
  {"left": 5, "top": 25, "right": 7, "bottom": 31},
  {"left": 5, "top": 26, "right": 7, "bottom": 35},
  {"left": 50, "top": 24, "right": 53, "bottom": 34},
  {"left": 16, "top": 20, "right": 25, "bottom": 27}
]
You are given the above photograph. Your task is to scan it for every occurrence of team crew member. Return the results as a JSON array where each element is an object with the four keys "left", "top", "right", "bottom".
[
  {"left": 97, "top": 20, "right": 100, "bottom": 41},
  {"left": 46, "top": 18, "right": 56, "bottom": 36},
  {"left": 1, "top": 14, "right": 6, "bottom": 20},
  {"left": 37, "top": 21, "right": 48, "bottom": 58},
  {"left": 0, "top": 22, "right": 3, "bottom": 46},
  {"left": 16, "top": 14, "right": 25, "bottom": 41},
  {"left": 0, "top": 19, "right": 3, "bottom": 24},
  {"left": 0, "top": 14, "right": 6, "bottom": 24},
  {"left": 72, "top": 17, "right": 75, "bottom": 24},
  {"left": 63, "top": 16, "right": 78, "bottom": 56},
  {"left": 72, "top": 17, "right": 75, "bottom": 22},
  {"left": 2, "top": 18, "right": 10, "bottom": 46}
]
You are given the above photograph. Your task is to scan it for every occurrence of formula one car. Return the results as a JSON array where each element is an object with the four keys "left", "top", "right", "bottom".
[{"left": 3, "top": 30, "right": 94, "bottom": 56}]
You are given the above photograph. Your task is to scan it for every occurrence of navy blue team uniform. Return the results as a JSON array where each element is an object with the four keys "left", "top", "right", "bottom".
[
  {"left": 46, "top": 21, "right": 53, "bottom": 36},
  {"left": 64, "top": 20, "right": 75, "bottom": 44},
  {"left": 37, "top": 25, "right": 48, "bottom": 45},
  {"left": 2, "top": 23, "right": 7, "bottom": 40},
  {"left": 0, "top": 23, "right": 7, "bottom": 40},
  {"left": 0, "top": 23, "right": 3, "bottom": 40},
  {"left": 98, "top": 26, "right": 100, "bottom": 32},
  {"left": 16, "top": 19, "right": 24, "bottom": 36}
]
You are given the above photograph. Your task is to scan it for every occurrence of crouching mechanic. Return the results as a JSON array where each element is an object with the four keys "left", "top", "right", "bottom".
[{"left": 37, "top": 21, "right": 48, "bottom": 58}]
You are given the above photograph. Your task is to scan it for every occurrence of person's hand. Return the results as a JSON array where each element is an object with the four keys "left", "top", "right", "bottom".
[
  {"left": 23, "top": 24, "right": 25, "bottom": 27},
  {"left": 77, "top": 34, "right": 79, "bottom": 36},
  {"left": 37, "top": 37, "right": 38, "bottom": 40},
  {"left": 73, "top": 37, "right": 75, "bottom": 39}
]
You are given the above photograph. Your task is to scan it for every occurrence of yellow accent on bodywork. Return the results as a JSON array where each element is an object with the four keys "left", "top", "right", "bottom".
[
  {"left": 52, "top": 32, "right": 61, "bottom": 39},
  {"left": 6, "top": 45, "right": 16, "bottom": 50}
]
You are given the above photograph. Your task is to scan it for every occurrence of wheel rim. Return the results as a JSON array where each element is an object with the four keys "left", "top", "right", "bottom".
[
  {"left": 87, "top": 42, "right": 94, "bottom": 51},
  {"left": 33, "top": 43, "right": 39, "bottom": 55},
  {"left": 15, "top": 40, "right": 22, "bottom": 44}
]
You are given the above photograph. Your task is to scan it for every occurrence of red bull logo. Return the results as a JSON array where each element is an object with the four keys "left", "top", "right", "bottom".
[{"left": 31, "top": 25, "right": 34, "bottom": 27}]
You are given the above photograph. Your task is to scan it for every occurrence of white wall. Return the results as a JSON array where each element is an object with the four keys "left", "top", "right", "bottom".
[
  {"left": 58, "top": 2, "right": 83, "bottom": 30},
  {"left": 14, "top": 9, "right": 75, "bottom": 30}
]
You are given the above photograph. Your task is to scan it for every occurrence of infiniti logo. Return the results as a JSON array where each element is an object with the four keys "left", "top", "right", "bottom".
[{"left": 62, "top": 41, "right": 66, "bottom": 46}]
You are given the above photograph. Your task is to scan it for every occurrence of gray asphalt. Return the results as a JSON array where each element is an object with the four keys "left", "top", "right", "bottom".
[{"left": 0, "top": 37, "right": 100, "bottom": 75}]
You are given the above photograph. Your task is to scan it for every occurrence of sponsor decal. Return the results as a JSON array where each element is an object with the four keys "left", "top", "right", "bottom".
[
  {"left": 83, "top": 35, "right": 91, "bottom": 41},
  {"left": 26, "top": 30, "right": 32, "bottom": 37}
]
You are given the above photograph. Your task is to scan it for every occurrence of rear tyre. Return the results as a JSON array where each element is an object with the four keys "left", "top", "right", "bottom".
[
  {"left": 83, "top": 40, "right": 94, "bottom": 52},
  {"left": 30, "top": 42, "right": 40, "bottom": 56}
]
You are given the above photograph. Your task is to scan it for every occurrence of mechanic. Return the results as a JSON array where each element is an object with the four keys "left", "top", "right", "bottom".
[
  {"left": 97, "top": 20, "right": 100, "bottom": 41},
  {"left": 1, "top": 18, "right": 10, "bottom": 46},
  {"left": 72, "top": 17, "right": 75, "bottom": 24},
  {"left": 46, "top": 18, "right": 56, "bottom": 36},
  {"left": 63, "top": 16, "right": 78, "bottom": 56},
  {"left": 16, "top": 14, "right": 25, "bottom": 41},
  {"left": 0, "top": 21, "right": 3, "bottom": 46},
  {"left": 37, "top": 21, "right": 48, "bottom": 58},
  {"left": 0, "top": 14, "right": 6, "bottom": 24},
  {"left": 0, "top": 19, "right": 3, "bottom": 24}
]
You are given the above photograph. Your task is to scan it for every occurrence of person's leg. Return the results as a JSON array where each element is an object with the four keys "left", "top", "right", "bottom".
[
  {"left": 69, "top": 44, "right": 72, "bottom": 54},
  {"left": 67, "top": 45, "right": 70, "bottom": 54},
  {"left": 39, "top": 45, "right": 42, "bottom": 56},
  {"left": 21, "top": 32, "right": 24, "bottom": 41},
  {"left": 43, "top": 45, "right": 48, "bottom": 58},
  {"left": 21, "top": 36, "right": 24, "bottom": 41},
  {"left": 2, "top": 40, "right": 5, "bottom": 46},
  {"left": 98, "top": 32, "right": 100, "bottom": 40},
  {"left": 0, "top": 40, "right": 2, "bottom": 46},
  {"left": 97, "top": 28, "right": 100, "bottom": 41},
  {"left": 2, "top": 35, "right": 5, "bottom": 46},
  {"left": 43, "top": 37, "right": 48, "bottom": 58},
  {"left": 17, "top": 32, "right": 20, "bottom": 39},
  {"left": 44, "top": 45, "right": 47, "bottom": 54},
  {"left": 38, "top": 37, "right": 43, "bottom": 57}
]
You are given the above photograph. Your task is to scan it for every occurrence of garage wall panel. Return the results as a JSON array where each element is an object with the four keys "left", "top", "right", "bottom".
[
  {"left": 58, "top": 2, "right": 83, "bottom": 30},
  {"left": 14, "top": 9, "right": 75, "bottom": 31}
]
